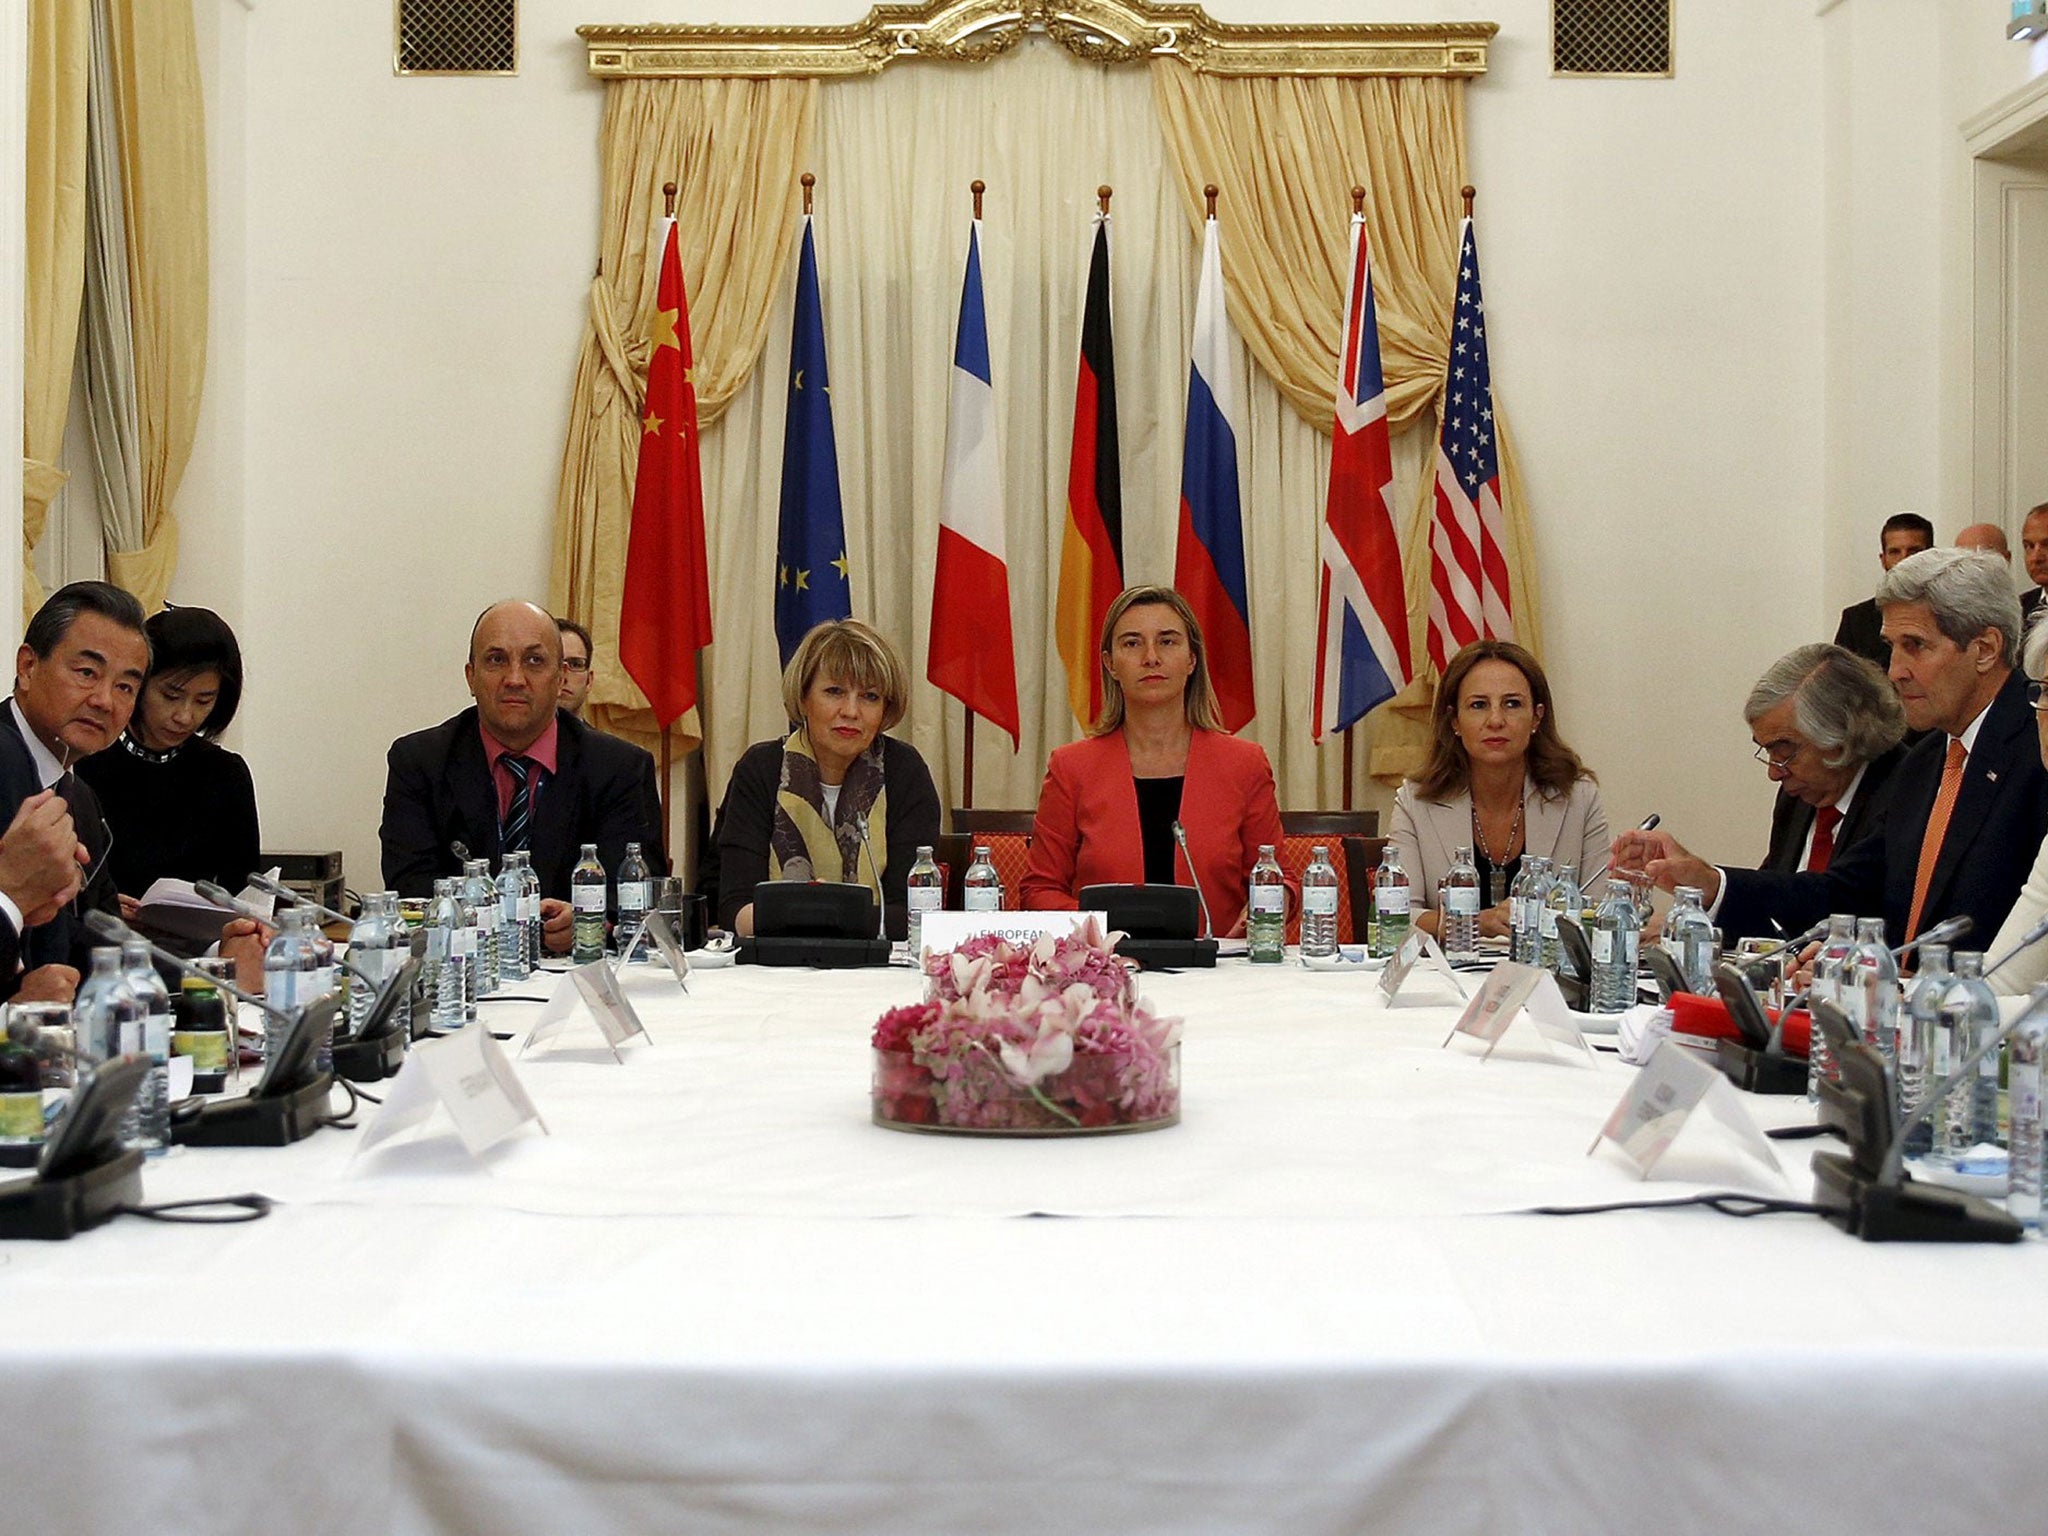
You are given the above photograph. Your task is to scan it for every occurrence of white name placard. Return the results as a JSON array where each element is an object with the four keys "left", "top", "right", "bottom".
[
  {"left": 357, "top": 1025, "right": 547, "bottom": 1158},
  {"left": 1443, "top": 961, "right": 1591, "bottom": 1062},
  {"left": 617, "top": 911, "right": 690, "bottom": 990},
  {"left": 523, "top": 961, "right": 651, "bottom": 1063},
  {"left": 1590, "top": 1039, "right": 1783, "bottom": 1179},
  {"left": 917, "top": 910, "right": 1107, "bottom": 955},
  {"left": 1378, "top": 929, "right": 1469, "bottom": 1003}
]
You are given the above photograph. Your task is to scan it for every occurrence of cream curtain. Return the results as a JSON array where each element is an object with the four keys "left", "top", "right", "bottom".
[
  {"left": 80, "top": 0, "right": 144, "bottom": 570},
  {"left": 97, "top": 0, "right": 207, "bottom": 612},
  {"left": 1153, "top": 64, "right": 1543, "bottom": 783},
  {"left": 549, "top": 76, "right": 817, "bottom": 754},
  {"left": 23, "top": 0, "right": 90, "bottom": 620}
]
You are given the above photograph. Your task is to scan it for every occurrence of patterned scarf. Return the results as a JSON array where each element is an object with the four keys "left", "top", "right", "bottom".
[{"left": 769, "top": 727, "right": 889, "bottom": 900}]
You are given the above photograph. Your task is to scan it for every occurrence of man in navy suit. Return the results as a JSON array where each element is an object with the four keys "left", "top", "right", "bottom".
[
  {"left": 1619, "top": 548, "right": 2048, "bottom": 947},
  {"left": 380, "top": 600, "right": 664, "bottom": 954}
]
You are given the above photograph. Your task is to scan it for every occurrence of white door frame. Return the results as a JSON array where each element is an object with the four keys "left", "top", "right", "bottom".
[{"left": 1966, "top": 74, "right": 2048, "bottom": 534}]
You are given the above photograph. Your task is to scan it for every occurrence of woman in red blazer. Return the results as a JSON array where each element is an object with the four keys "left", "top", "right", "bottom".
[{"left": 1022, "top": 584, "right": 1292, "bottom": 935}]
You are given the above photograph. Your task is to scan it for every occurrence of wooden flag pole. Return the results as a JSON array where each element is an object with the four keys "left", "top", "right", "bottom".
[
  {"left": 801, "top": 171, "right": 814, "bottom": 214},
  {"left": 1342, "top": 733, "right": 1355, "bottom": 812},
  {"left": 1462, "top": 183, "right": 1475, "bottom": 219},
  {"left": 664, "top": 180, "right": 676, "bottom": 218},
  {"left": 1204, "top": 183, "right": 1217, "bottom": 219},
  {"left": 1098, "top": 184, "right": 1112, "bottom": 216},
  {"left": 659, "top": 723, "right": 674, "bottom": 867}
]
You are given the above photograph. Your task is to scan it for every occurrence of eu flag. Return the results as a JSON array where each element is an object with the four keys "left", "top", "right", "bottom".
[{"left": 775, "top": 216, "right": 850, "bottom": 667}]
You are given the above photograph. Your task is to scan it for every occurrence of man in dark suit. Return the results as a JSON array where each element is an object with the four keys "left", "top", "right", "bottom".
[
  {"left": 1621, "top": 549, "right": 2048, "bottom": 946},
  {"left": 380, "top": 600, "right": 664, "bottom": 954},
  {"left": 1744, "top": 644, "right": 1908, "bottom": 874},
  {"left": 1833, "top": 512, "right": 1932, "bottom": 668},
  {"left": 2021, "top": 502, "right": 2048, "bottom": 625}
]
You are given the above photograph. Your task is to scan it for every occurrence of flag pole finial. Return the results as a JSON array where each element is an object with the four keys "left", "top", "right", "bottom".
[
  {"left": 662, "top": 181, "right": 677, "bottom": 218},
  {"left": 800, "top": 171, "right": 815, "bottom": 215},
  {"left": 1461, "top": 183, "right": 1475, "bottom": 218},
  {"left": 1098, "top": 184, "right": 1112, "bottom": 215},
  {"left": 1350, "top": 185, "right": 1365, "bottom": 216},
  {"left": 971, "top": 179, "right": 985, "bottom": 218},
  {"left": 1203, "top": 183, "right": 1218, "bottom": 219}
]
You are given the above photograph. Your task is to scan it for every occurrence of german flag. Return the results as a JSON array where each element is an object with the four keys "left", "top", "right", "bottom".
[{"left": 1054, "top": 210, "right": 1123, "bottom": 730}]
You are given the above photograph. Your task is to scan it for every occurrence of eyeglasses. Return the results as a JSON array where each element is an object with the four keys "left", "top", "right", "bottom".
[
  {"left": 561, "top": 658, "right": 590, "bottom": 674},
  {"left": 2029, "top": 679, "right": 2048, "bottom": 714},
  {"left": 1752, "top": 740, "right": 1801, "bottom": 769}
]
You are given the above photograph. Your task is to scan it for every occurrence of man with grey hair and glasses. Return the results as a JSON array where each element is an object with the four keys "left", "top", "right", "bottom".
[
  {"left": 1617, "top": 548, "right": 2048, "bottom": 946},
  {"left": 1747, "top": 644, "right": 1907, "bottom": 874}
]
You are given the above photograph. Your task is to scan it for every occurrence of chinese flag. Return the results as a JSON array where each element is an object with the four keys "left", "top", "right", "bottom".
[{"left": 619, "top": 215, "right": 713, "bottom": 727}]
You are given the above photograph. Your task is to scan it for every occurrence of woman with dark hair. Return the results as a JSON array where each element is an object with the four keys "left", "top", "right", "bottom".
[
  {"left": 76, "top": 605, "right": 261, "bottom": 907},
  {"left": 1021, "top": 584, "right": 1291, "bottom": 933},
  {"left": 1391, "top": 638, "right": 1607, "bottom": 940}
]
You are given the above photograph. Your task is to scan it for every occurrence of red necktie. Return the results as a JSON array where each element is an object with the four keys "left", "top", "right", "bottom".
[{"left": 1806, "top": 805, "right": 1841, "bottom": 873}]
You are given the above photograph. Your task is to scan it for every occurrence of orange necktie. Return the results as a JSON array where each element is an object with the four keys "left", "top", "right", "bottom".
[{"left": 1905, "top": 739, "right": 1967, "bottom": 939}]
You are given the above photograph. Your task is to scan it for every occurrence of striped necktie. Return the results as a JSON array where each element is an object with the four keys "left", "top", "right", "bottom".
[{"left": 501, "top": 755, "right": 535, "bottom": 854}]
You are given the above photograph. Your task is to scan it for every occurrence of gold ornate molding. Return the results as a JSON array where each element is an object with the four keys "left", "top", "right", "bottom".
[{"left": 580, "top": 1, "right": 1494, "bottom": 80}]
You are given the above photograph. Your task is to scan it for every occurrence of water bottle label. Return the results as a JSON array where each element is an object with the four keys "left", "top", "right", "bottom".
[
  {"left": 521, "top": 894, "right": 541, "bottom": 923},
  {"left": 618, "top": 881, "right": 651, "bottom": 914},
  {"left": 426, "top": 929, "right": 451, "bottom": 962},
  {"left": 573, "top": 887, "right": 605, "bottom": 913},
  {"left": 1377, "top": 889, "right": 1410, "bottom": 917},
  {"left": 1304, "top": 888, "right": 1338, "bottom": 916},
  {"left": 1446, "top": 888, "right": 1480, "bottom": 916},
  {"left": 1592, "top": 930, "right": 1613, "bottom": 964},
  {"left": 1538, "top": 906, "right": 1558, "bottom": 938},
  {"left": 501, "top": 895, "right": 520, "bottom": 922},
  {"left": 964, "top": 889, "right": 1001, "bottom": 912},
  {"left": 2013, "top": 1062, "right": 2041, "bottom": 1130},
  {"left": 1251, "top": 887, "right": 1286, "bottom": 914},
  {"left": 118, "top": 1018, "right": 143, "bottom": 1056},
  {"left": 907, "top": 887, "right": 943, "bottom": 913},
  {"left": 144, "top": 1015, "right": 171, "bottom": 1059},
  {"left": 452, "top": 926, "right": 477, "bottom": 957}
]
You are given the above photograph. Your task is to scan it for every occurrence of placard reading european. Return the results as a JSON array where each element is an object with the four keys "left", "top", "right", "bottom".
[{"left": 918, "top": 911, "right": 1106, "bottom": 954}]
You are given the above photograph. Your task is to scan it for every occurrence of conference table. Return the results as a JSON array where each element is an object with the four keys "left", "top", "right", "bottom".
[{"left": 7, "top": 948, "right": 2045, "bottom": 1535}]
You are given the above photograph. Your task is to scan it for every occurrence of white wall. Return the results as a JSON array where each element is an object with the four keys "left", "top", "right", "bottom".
[{"left": 174, "top": 0, "right": 2024, "bottom": 889}]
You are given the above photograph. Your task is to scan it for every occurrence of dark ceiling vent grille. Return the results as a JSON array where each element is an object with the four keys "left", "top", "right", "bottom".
[
  {"left": 1552, "top": 0, "right": 1672, "bottom": 78},
  {"left": 396, "top": 0, "right": 518, "bottom": 76}
]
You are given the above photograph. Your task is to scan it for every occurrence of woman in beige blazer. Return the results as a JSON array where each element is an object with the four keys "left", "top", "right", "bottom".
[{"left": 1391, "top": 640, "right": 1609, "bottom": 940}]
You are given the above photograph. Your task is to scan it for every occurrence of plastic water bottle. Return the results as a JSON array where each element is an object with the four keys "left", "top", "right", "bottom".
[
  {"left": 1807, "top": 914, "right": 1859, "bottom": 1101},
  {"left": 1249, "top": 844, "right": 1286, "bottom": 963},
  {"left": 496, "top": 860, "right": 529, "bottom": 981},
  {"left": 262, "top": 907, "right": 321, "bottom": 1065},
  {"left": 2009, "top": 983, "right": 2048, "bottom": 1229},
  {"left": 1371, "top": 846, "right": 1411, "bottom": 960},
  {"left": 964, "top": 846, "right": 1002, "bottom": 912},
  {"left": 1662, "top": 886, "right": 1716, "bottom": 994},
  {"left": 1540, "top": 862, "right": 1581, "bottom": 977},
  {"left": 1899, "top": 943, "right": 1951, "bottom": 1158},
  {"left": 428, "top": 877, "right": 469, "bottom": 1030},
  {"left": 1589, "top": 879, "right": 1640, "bottom": 1013},
  {"left": 1844, "top": 916, "right": 1901, "bottom": 1075},
  {"left": 571, "top": 843, "right": 607, "bottom": 963},
  {"left": 462, "top": 859, "right": 502, "bottom": 995},
  {"left": 1440, "top": 845, "right": 1481, "bottom": 959},
  {"left": 512, "top": 850, "right": 543, "bottom": 970},
  {"left": 1509, "top": 856, "right": 1549, "bottom": 965},
  {"left": 74, "top": 947, "right": 141, "bottom": 1065},
  {"left": 615, "top": 842, "right": 651, "bottom": 959},
  {"left": 1937, "top": 951, "right": 2002, "bottom": 1161},
  {"left": 906, "top": 845, "right": 943, "bottom": 954},
  {"left": 352, "top": 892, "right": 412, "bottom": 1042},
  {"left": 1300, "top": 845, "right": 1340, "bottom": 959},
  {"left": 118, "top": 940, "right": 172, "bottom": 1155}
]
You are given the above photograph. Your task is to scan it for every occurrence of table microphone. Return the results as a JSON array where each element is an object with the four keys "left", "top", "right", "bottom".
[
  {"left": 1170, "top": 820, "right": 1215, "bottom": 940},
  {"left": 192, "top": 882, "right": 381, "bottom": 997},
  {"left": 450, "top": 840, "right": 471, "bottom": 864},
  {"left": 853, "top": 812, "right": 887, "bottom": 941},
  {"left": 242, "top": 872, "right": 354, "bottom": 928},
  {"left": 1890, "top": 912, "right": 1971, "bottom": 962},
  {"left": 85, "top": 910, "right": 292, "bottom": 1026}
]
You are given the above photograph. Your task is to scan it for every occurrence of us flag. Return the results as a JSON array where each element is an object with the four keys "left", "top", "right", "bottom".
[{"left": 1425, "top": 214, "right": 1512, "bottom": 672}]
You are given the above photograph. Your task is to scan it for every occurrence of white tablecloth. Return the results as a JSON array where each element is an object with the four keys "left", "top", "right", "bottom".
[{"left": 5, "top": 956, "right": 2044, "bottom": 1535}]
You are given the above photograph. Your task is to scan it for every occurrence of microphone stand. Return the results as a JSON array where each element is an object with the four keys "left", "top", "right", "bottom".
[
  {"left": 1171, "top": 820, "right": 1216, "bottom": 941},
  {"left": 853, "top": 812, "right": 887, "bottom": 942}
]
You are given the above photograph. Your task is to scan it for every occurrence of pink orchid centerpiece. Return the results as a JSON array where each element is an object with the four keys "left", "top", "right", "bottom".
[{"left": 870, "top": 919, "right": 1182, "bottom": 1135}]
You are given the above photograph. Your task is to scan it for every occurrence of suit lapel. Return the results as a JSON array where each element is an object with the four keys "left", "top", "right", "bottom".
[
  {"left": 442, "top": 719, "right": 502, "bottom": 867},
  {"left": 1523, "top": 778, "right": 1574, "bottom": 870},
  {"left": 529, "top": 715, "right": 579, "bottom": 886},
  {"left": 1921, "top": 676, "right": 2025, "bottom": 918}
]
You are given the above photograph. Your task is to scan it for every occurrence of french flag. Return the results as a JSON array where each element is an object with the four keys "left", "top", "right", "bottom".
[
  {"left": 1312, "top": 210, "right": 1411, "bottom": 743},
  {"left": 926, "top": 218, "right": 1021, "bottom": 745},
  {"left": 1173, "top": 211, "right": 1255, "bottom": 732}
]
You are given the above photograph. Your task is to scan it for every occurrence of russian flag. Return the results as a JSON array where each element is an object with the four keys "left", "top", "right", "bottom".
[
  {"left": 1173, "top": 210, "right": 1254, "bottom": 732},
  {"left": 1312, "top": 210, "right": 1411, "bottom": 743},
  {"left": 926, "top": 219, "right": 1021, "bottom": 745}
]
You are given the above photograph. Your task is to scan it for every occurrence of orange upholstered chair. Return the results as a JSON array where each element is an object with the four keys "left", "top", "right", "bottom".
[
  {"left": 948, "top": 810, "right": 1035, "bottom": 908},
  {"left": 1278, "top": 812, "right": 1381, "bottom": 946}
]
